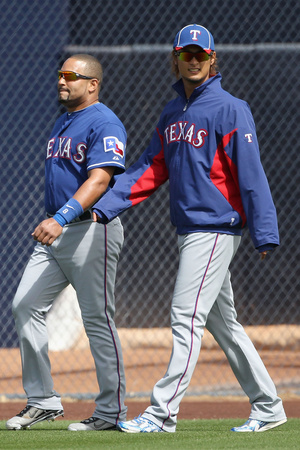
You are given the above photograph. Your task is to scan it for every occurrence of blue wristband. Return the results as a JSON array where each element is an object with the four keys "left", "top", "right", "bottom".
[{"left": 53, "top": 198, "right": 84, "bottom": 227}]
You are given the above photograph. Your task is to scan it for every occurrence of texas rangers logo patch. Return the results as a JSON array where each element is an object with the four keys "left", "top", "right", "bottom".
[{"left": 103, "top": 136, "right": 124, "bottom": 157}]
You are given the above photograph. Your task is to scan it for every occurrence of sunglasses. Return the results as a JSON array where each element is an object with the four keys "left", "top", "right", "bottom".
[
  {"left": 58, "top": 70, "right": 95, "bottom": 81},
  {"left": 175, "top": 51, "right": 211, "bottom": 62}
]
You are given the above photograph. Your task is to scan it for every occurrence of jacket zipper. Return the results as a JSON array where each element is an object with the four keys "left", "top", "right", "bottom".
[{"left": 183, "top": 98, "right": 190, "bottom": 111}]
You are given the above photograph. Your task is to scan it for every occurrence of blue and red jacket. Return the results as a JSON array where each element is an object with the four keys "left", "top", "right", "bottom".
[{"left": 93, "top": 73, "right": 279, "bottom": 250}]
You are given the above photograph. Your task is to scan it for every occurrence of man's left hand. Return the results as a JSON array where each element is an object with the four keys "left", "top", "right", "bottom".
[
  {"left": 93, "top": 211, "right": 103, "bottom": 223},
  {"left": 260, "top": 251, "right": 268, "bottom": 260}
]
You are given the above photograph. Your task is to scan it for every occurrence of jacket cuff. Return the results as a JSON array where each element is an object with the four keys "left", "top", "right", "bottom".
[
  {"left": 92, "top": 208, "right": 109, "bottom": 224},
  {"left": 257, "top": 243, "right": 277, "bottom": 253}
]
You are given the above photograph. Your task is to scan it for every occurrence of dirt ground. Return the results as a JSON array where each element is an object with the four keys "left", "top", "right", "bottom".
[
  {"left": 1, "top": 397, "right": 299, "bottom": 421},
  {"left": 1, "top": 325, "right": 299, "bottom": 422}
]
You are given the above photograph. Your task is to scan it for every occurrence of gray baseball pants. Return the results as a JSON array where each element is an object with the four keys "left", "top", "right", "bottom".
[
  {"left": 143, "top": 232, "right": 286, "bottom": 432},
  {"left": 12, "top": 217, "right": 127, "bottom": 424}
]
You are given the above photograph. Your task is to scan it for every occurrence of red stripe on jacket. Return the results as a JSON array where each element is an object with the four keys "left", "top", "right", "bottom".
[
  {"left": 210, "top": 129, "right": 247, "bottom": 226},
  {"left": 129, "top": 130, "right": 169, "bottom": 205}
]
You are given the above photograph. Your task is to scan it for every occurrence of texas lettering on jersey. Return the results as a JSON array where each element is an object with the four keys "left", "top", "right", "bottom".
[
  {"left": 46, "top": 135, "right": 125, "bottom": 164},
  {"left": 164, "top": 121, "right": 208, "bottom": 148},
  {"left": 46, "top": 137, "right": 87, "bottom": 163}
]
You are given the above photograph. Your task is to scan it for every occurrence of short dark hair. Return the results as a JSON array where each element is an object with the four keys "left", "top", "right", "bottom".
[{"left": 69, "top": 54, "right": 103, "bottom": 90}]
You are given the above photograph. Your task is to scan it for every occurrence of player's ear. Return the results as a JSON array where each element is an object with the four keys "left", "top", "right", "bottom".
[
  {"left": 89, "top": 78, "right": 99, "bottom": 93},
  {"left": 210, "top": 51, "right": 216, "bottom": 65}
]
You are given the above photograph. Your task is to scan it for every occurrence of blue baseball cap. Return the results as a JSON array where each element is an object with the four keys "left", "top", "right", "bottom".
[{"left": 173, "top": 24, "right": 215, "bottom": 54}]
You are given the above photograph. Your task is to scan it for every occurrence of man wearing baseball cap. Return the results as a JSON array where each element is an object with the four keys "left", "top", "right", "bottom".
[
  {"left": 173, "top": 23, "right": 215, "bottom": 54},
  {"left": 93, "top": 24, "right": 287, "bottom": 433}
]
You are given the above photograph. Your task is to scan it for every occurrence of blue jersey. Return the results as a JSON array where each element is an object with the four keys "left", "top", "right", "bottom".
[
  {"left": 94, "top": 74, "right": 279, "bottom": 250},
  {"left": 45, "top": 103, "right": 126, "bottom": 214}
]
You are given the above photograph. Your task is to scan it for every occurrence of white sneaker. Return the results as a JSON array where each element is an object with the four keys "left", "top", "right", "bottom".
[
  {"left": 231, "top": 418, "right": 287, "bottom": 432},
  {"left": 68, "top": 416, "right": 116, "bottom": 431},
  {"left": 117, "top": 415, "right": 163, "bottom": 433},
  {"left": 6, "top": 405, "right": 64, "bottom": 430}
]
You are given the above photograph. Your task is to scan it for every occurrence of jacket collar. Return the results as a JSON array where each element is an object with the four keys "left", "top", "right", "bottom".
[{"left": 172, "top": 72, "right": 222, "bottom": 101}]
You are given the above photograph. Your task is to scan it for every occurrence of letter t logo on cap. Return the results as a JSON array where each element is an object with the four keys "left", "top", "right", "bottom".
[{"left": 190, "top": 30, "right": 201, "bottom": 41}]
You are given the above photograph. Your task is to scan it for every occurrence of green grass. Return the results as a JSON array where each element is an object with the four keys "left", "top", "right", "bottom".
[{"left": 0, "top": 419, "right": 299, "bottom": 449}]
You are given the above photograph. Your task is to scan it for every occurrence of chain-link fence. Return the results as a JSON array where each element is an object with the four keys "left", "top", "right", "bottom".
[{"left": 0, "top": 0, "right": 299, "bottom": 400}]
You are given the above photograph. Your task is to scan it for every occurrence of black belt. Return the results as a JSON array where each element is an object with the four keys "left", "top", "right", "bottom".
[{"left": 47, "top": 210, "right": 92, "bottom": 223}]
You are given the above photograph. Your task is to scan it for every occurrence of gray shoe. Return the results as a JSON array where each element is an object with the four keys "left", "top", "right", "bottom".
[
  {"left": 6, "top": 405, "right": 64, "bottom": 430},
  {"left": 68, "top": 416, "right": 117, "bottom": 431}
]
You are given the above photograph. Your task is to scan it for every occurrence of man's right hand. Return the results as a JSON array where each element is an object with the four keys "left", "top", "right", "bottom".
[{"left": 32, "top": 218, "right": 63, "bottom": 246}]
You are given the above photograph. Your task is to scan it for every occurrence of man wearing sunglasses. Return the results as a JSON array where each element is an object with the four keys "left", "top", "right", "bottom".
[
  {"left": 6, "top": 54, "right": 127, "bottom": 431},
  {"left": 92, "top": 24, "right": 287, "bottom": 433}
]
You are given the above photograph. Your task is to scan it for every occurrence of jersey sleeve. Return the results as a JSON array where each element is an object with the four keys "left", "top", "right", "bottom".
[
  {"left": 221, "top": 101, "right": 279, "bottom": 248},
  {"left": 93, "top": 126, "right": 169, "bottom": 221},
  {"left": 86, "top": 121, "right": 126, "bottom": 174}
]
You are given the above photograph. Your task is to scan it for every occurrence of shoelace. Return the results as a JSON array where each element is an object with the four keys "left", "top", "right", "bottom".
[
  {"left": 242, "top": 419, "right": 267, "bottom": 429},
  {"left": 81, "top": 417, "right": 99, "bottom": 424},
  {"left": 17, "top": 405, "right": 34, "bottom": 417},
  {"left": 133, "top": 415, "right": 157, "bottom": 428},
  {"left": 257, "top": 420, "right": 267, "bottom": 428},
  {"left": 133, "top": 414, "right": 144, "bottom": 424}
]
